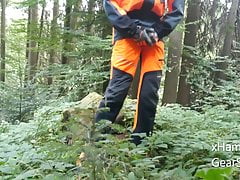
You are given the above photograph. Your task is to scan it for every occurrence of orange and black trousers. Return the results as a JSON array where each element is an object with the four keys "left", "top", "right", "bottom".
[{"left": 95, "top": 38, "right": 164, "bottom": 144}]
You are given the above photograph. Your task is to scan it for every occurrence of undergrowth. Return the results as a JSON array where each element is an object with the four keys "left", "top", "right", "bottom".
[{"left": 1, "top": 100, "right": 240, "bottom": 179}]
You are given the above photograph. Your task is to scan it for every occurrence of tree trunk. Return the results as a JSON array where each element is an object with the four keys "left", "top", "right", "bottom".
[
  {"left": 28, "top": 1, "right": 38, "bottom": 81},
  {"left": 208, "top": 0, "right": 219, "bottom": 53},
  {"left": 48, "top": 0, "right": 59, "bottom": 85},
  {"left": 69, "top": 0, "right": 82, "bottom": 64},
  {"left": 36, "top": 0, "right": 46, "bottom": 64},
  {"left": 24, "top": 8, "right": 31, "bottom": 85},
  {"left": 87, "top": 0, "right": 95, "bottom": 33},
  {"left": 177, "top": 0, "right": 201, "bottom": 106},
  {"left": 26, "top": 8, "right": 30, "bottom": 60},
  {"left": 0, "top": 0, "right": 6, "bottom": 82},
  {"left": 61, "top": 0, "right": 72, "bottom": 65},
  {"left": 215, "top": 0, "right": 239, "bottom": 83},
  {"left": 70, "top": 0, "right": 81, "bottom": 31},
  {"left": 237, "top": 1, "right": 240, "bottom": 44},
  {"left": 162, "top": 29, "right": 184, "bottom": 104}
]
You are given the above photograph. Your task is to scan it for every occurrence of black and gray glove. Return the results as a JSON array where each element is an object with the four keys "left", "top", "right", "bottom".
[{"left": 133, "top": 26, "right": 158, "bottom": 46}]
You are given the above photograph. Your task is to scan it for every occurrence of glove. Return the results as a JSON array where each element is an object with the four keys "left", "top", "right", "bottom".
[{"left": 133, "top": 26, "right": 158, "bottom": 46}]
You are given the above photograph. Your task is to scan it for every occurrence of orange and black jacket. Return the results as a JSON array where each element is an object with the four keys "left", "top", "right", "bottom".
[{"left": 103, "top": 0, "right": 184, "bottom": 42}]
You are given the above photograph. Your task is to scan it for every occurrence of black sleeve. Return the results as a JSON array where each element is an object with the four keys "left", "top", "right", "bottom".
[
  {"left": 152, "top": 0, "right": 185, "bottom": 39},
  {"left": 103, "top": 0, "right": 138, "bottom": 36}
]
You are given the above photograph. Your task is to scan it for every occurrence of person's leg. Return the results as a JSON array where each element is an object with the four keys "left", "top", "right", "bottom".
[
  {"left": 132, "top": 41, "right": 165, "bottom": 145},
  {"left": 96, "top": 39, "right": 141, "bottom": 123}
]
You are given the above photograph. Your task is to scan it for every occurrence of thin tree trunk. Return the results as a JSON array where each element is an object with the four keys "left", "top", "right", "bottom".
[
  {"left": 70, "top": 0, "right": 81, "bottom": 31},
  {"left": 59, "top": 0, "right": 72, "bottom": 95},
  {"left": 177, "top": 0, "right": 201, "bottom": 106},
  {"left": 215, "top": 0, "right": 239, "bottom": 83},
  {"left": 28, "top": 1, "right": 38, "bottom": 81},
  {"left": 236, "top": 1, "right": 240, "bottom": 65},
  {"left": 61, "top": 0, "right": 72, "bottom": 65},
  {"left": 237, "top": 1, "right": 240, "bottom": 44},
  {"left": 48, "top": 0, "right": 59, "bottom": 85},
  {"left": 162, "top": 29, "right": 184, "bottom": 104},
  {"left": 0, "top": 0, "right": 6, "bottom": 82},
  {"left": 87, "top": 0, "right": 95, "bottom": 33},
  {"left": 69, "top": 0, "right": 81, "bottom": 62},
  {"left": 208, "top": 0, "right": 219, "bottom": 53},
  {"left": 36, "top": 0, "right": 46, "bottom": 63},
  {"left": 24, "top": 8, "right": 31, "bottom": 84},
  {"left": 237, "top": 1, "right": 240, "bottom": 43},
  {"left": 26, "top": 8, "right": 30, "bottom": 60},
  {"left": 18, "top": 60, "right": 23, "bottom": 121}
]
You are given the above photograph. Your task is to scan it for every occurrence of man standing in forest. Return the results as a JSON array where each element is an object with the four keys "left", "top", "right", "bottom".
[{"left": 95, "top": 0, "right": 184, "bottom": 145}]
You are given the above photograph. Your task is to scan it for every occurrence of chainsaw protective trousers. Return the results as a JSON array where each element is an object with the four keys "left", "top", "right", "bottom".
[{"left": 95, "top": 39, "right": 164, "bottom": 144}]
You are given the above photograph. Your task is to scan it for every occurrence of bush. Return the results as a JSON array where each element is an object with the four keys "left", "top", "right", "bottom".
[{"left": 1, "top": 100, "right": 240, "bottom": 179}]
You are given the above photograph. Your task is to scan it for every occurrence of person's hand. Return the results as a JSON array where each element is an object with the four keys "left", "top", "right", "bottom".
[
  {"left": 133, "top": 26, "right": 158, "bottom": 46},
  {"left": 146, "top": 27, "right": 158, "bottom": 45}
]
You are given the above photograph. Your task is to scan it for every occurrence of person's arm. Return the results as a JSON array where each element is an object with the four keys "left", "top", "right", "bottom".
[
  {"left": 152, "top": 0, "right": 184, "bottom": 39},
  {"left": 103, "top": 0, "right": 138, "bottom": 36}
]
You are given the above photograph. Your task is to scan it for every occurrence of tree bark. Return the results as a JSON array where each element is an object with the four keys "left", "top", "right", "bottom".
[
  {"left": 28, "top": 1, "right": 38, "bottom": 81},
  {"left": 162, "top": 29, "right": 184, "bottom": 104},
  {"left": 48, "top": 0, "right": 59, "bottom": 85},
  {"left": 26, "top": 8, "right": 30, "bottom": 60},
  {"left": 177, "top": 0, "right": 201, "bottom": 106},
  {"left": 208, "top": 0, "right": 220, "bottom": 53},
  {"left": 237, "top": 1, "right": 240, "bottom": 44},
  {"left": 70, "top": 0, "right": 82, "bottom": 31},
  {"left": 61, "top": 0, "right": 72, "bottom": 65},
  {"left": 0, "top": 0, "right": 6, "bottom": 82},
  {"left": 36, "top": 0, "right": 46, "bottom": 63},
  {"left": 215, "top": 0, "right": 239, "bottom": 83},
  {"left": 86, "top": 0, "right": 95, "bottom": 33},
  {"left": 69, "top": 0, "right": 82, "bottom": 63},
  {"left": 24, "top": 8, "right": 31, "bottom": 84}
]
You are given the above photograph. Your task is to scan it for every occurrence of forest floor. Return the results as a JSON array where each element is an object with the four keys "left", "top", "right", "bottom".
[{"left": 1, "top": 92, "right": 240, "bottom": 179}]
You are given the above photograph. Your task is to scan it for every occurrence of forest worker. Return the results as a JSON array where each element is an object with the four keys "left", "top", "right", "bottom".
[{"left": 95, "top": 0, "right": 184, "bottom": 145}]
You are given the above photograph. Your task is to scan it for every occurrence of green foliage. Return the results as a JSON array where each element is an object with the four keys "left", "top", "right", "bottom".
[
  {"left": 1, "top": 0, "right": 240, "bottom": 179},
  {"left": 195, "top": 167, "right": 233, "bottom": 180},
  {"left": 0, "top": 101, "right": 80, "bottom": 179},
  {"left": 0, "top": 16, "right": 111, "bottom": 122},
  {"left": 1, "top": 99, "right": 240, "bottom": 179},
  {"left": 182, "top": 45, "right": 240, "bottom": 110}
]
